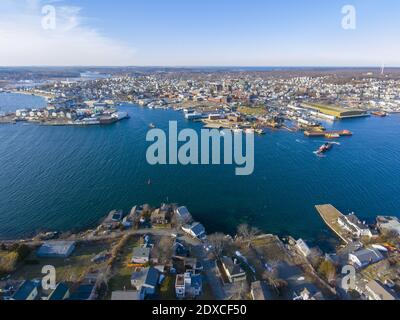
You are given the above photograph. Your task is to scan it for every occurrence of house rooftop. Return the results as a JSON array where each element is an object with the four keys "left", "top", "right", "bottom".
[
  {"left": 131, "top": 267, "right": 159, "bottom": 287},
  {"left": 350, "top": 248, "right": 384, "bottom": 266},
  {"left": 48, "top": 282, "right": 69, "bottom": 301},
  {"left": 221, "top": 256, "right": 245, "bottom": 276},
  {"left": 12, "top": 280, "right": 39, "bottom": 300},
  {"left": 37, "top": 241, "right": 76, "bottom": 258}
]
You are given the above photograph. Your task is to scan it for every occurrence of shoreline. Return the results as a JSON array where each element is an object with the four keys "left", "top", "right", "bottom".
[{"left": 8, "top": 89, "right": 53, "bottom": 101}]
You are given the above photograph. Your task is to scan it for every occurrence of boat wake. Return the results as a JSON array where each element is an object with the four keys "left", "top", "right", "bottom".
[
  {"left": 313, "top": 151, "right": 326, "bottom": 158},
  {"left": 314, "top": 140, "right": 341, "bottom": 146}
]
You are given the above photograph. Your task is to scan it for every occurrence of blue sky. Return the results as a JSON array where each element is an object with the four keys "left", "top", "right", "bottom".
[{"left": 1, "top": 0, "right": 399, "bottom": 66}]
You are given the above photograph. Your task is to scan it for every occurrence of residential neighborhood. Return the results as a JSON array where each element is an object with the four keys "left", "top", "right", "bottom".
[{"left": 1, "top": 203, "right": 399, "bottom": 301}]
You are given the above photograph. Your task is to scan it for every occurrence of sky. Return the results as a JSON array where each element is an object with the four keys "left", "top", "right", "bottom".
[{"left": 0, "top": 0, "right": 399, "bottom": 66}]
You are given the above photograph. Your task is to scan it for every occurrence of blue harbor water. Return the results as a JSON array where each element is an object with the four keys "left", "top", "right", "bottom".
[{"left": 1, "top": 93, "right": 400, "bottom": 247}]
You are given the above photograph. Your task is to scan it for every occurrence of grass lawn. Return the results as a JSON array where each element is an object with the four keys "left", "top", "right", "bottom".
[
  {"left": 107, "top": 236, "right": 140, "bottom": 296},
  {"left": 11, "top": 241, "right": 112, "bottom": 282},
  {"left": 238, "top": 106, "right": 267, "bottom": 116}
]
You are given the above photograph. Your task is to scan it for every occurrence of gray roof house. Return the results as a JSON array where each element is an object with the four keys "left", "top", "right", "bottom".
[
  {"left": 175, "top": 206, "right": 193, "bottom": 223},
  {"left": 37, "top": 241, "right": 76, "bottom": 258},
  {"left": 131, "top": 247, "right": 151, "bottom": 265},
  {"left": 220, "top": 257, "right": 247, "bottom": 283},
  {"left": 348, "top": 248, "right": 384, "bottom": 268},
  {"left": 131, "top": 267, "right": 159, "bottom": 298}
]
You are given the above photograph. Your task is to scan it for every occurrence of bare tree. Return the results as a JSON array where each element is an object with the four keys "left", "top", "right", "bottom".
[
  {"left": 237, "top": 224, "right": 261, "bottom": 247},
  {"left": 208, "top": 233, "right": 229, "bottom": 259}
]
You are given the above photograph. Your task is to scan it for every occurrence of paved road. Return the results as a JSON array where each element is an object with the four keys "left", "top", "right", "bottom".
[{"left": 190, "top": 241, "right": 227, "bottom": 300}]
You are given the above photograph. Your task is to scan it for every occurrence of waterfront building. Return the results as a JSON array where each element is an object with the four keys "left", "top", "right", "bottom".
[
  {"left": 338, "top": 213, "right": 373, "bottom": 238},
  {"left": 348, "top": 248, "right": 384, "bottom": 269},
  {"left": 175, "top": 206, "right": 193, "bottom": 224},
  {"left": 301, "top": 103, "right": 368, "bottom": 119},
  {"left": 181, "top": 222, "right": 206, "bottom": 240},
  {"left": 36, "top": 241, "right": 76, "bottom": 258}
]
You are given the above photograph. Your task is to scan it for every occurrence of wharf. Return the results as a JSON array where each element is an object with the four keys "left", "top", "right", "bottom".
[{"left": 315, "top": 204, "right": 352, "bottom": 244}]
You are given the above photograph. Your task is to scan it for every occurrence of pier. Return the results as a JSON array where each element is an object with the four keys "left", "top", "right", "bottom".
[{"left": 315, "top": 204, "right": 352, "bottom": 244}]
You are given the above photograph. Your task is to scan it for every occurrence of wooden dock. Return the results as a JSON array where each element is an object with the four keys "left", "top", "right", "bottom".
[{"left": 315, "top": 204, "right": 352, "bottom": 244}]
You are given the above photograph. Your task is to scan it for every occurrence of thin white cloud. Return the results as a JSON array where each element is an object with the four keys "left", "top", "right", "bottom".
[{"left": 0, "top": 0, "right": 136, "bottom": 66}]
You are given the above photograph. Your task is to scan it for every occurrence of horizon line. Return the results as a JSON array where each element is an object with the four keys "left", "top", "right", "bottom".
[{"left": 0, "top": 65, "right": 398, "bottom": 69}]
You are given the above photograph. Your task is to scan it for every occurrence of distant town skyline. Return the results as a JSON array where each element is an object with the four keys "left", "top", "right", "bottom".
[{"left": 1, "top": 0, "right": 400, "bottom": 67}]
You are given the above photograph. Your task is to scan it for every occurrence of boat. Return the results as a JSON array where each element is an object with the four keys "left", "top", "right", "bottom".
[
  {"left": 372, "top": 111, "right": 387, "bottom": 117},
  {"left": 149, "top": 123, "right": 156, "bottom": 129},
  {"left": 256, "top": 129, "right": 266, "bottom": 135},
  {"left": 316, "top": 142, "right": 333, "bottom": 155}
]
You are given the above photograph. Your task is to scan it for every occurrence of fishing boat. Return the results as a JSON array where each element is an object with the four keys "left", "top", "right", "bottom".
[{"left": 316, "top": 142, "right": 333, "bottom": 155}]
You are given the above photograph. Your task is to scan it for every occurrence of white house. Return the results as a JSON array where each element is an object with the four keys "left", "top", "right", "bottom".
[
  {"left": 338, "top": 214, "right": 373, "bottom": 238},
  {"left": 182, "top": 222, "right": 206, "bottom": 240},
  {"left": 296, "top": 239, "right": 312, "bottom": 257},
  {"left": 175, "top": 273, "right": 203, "bottom": 299}
]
